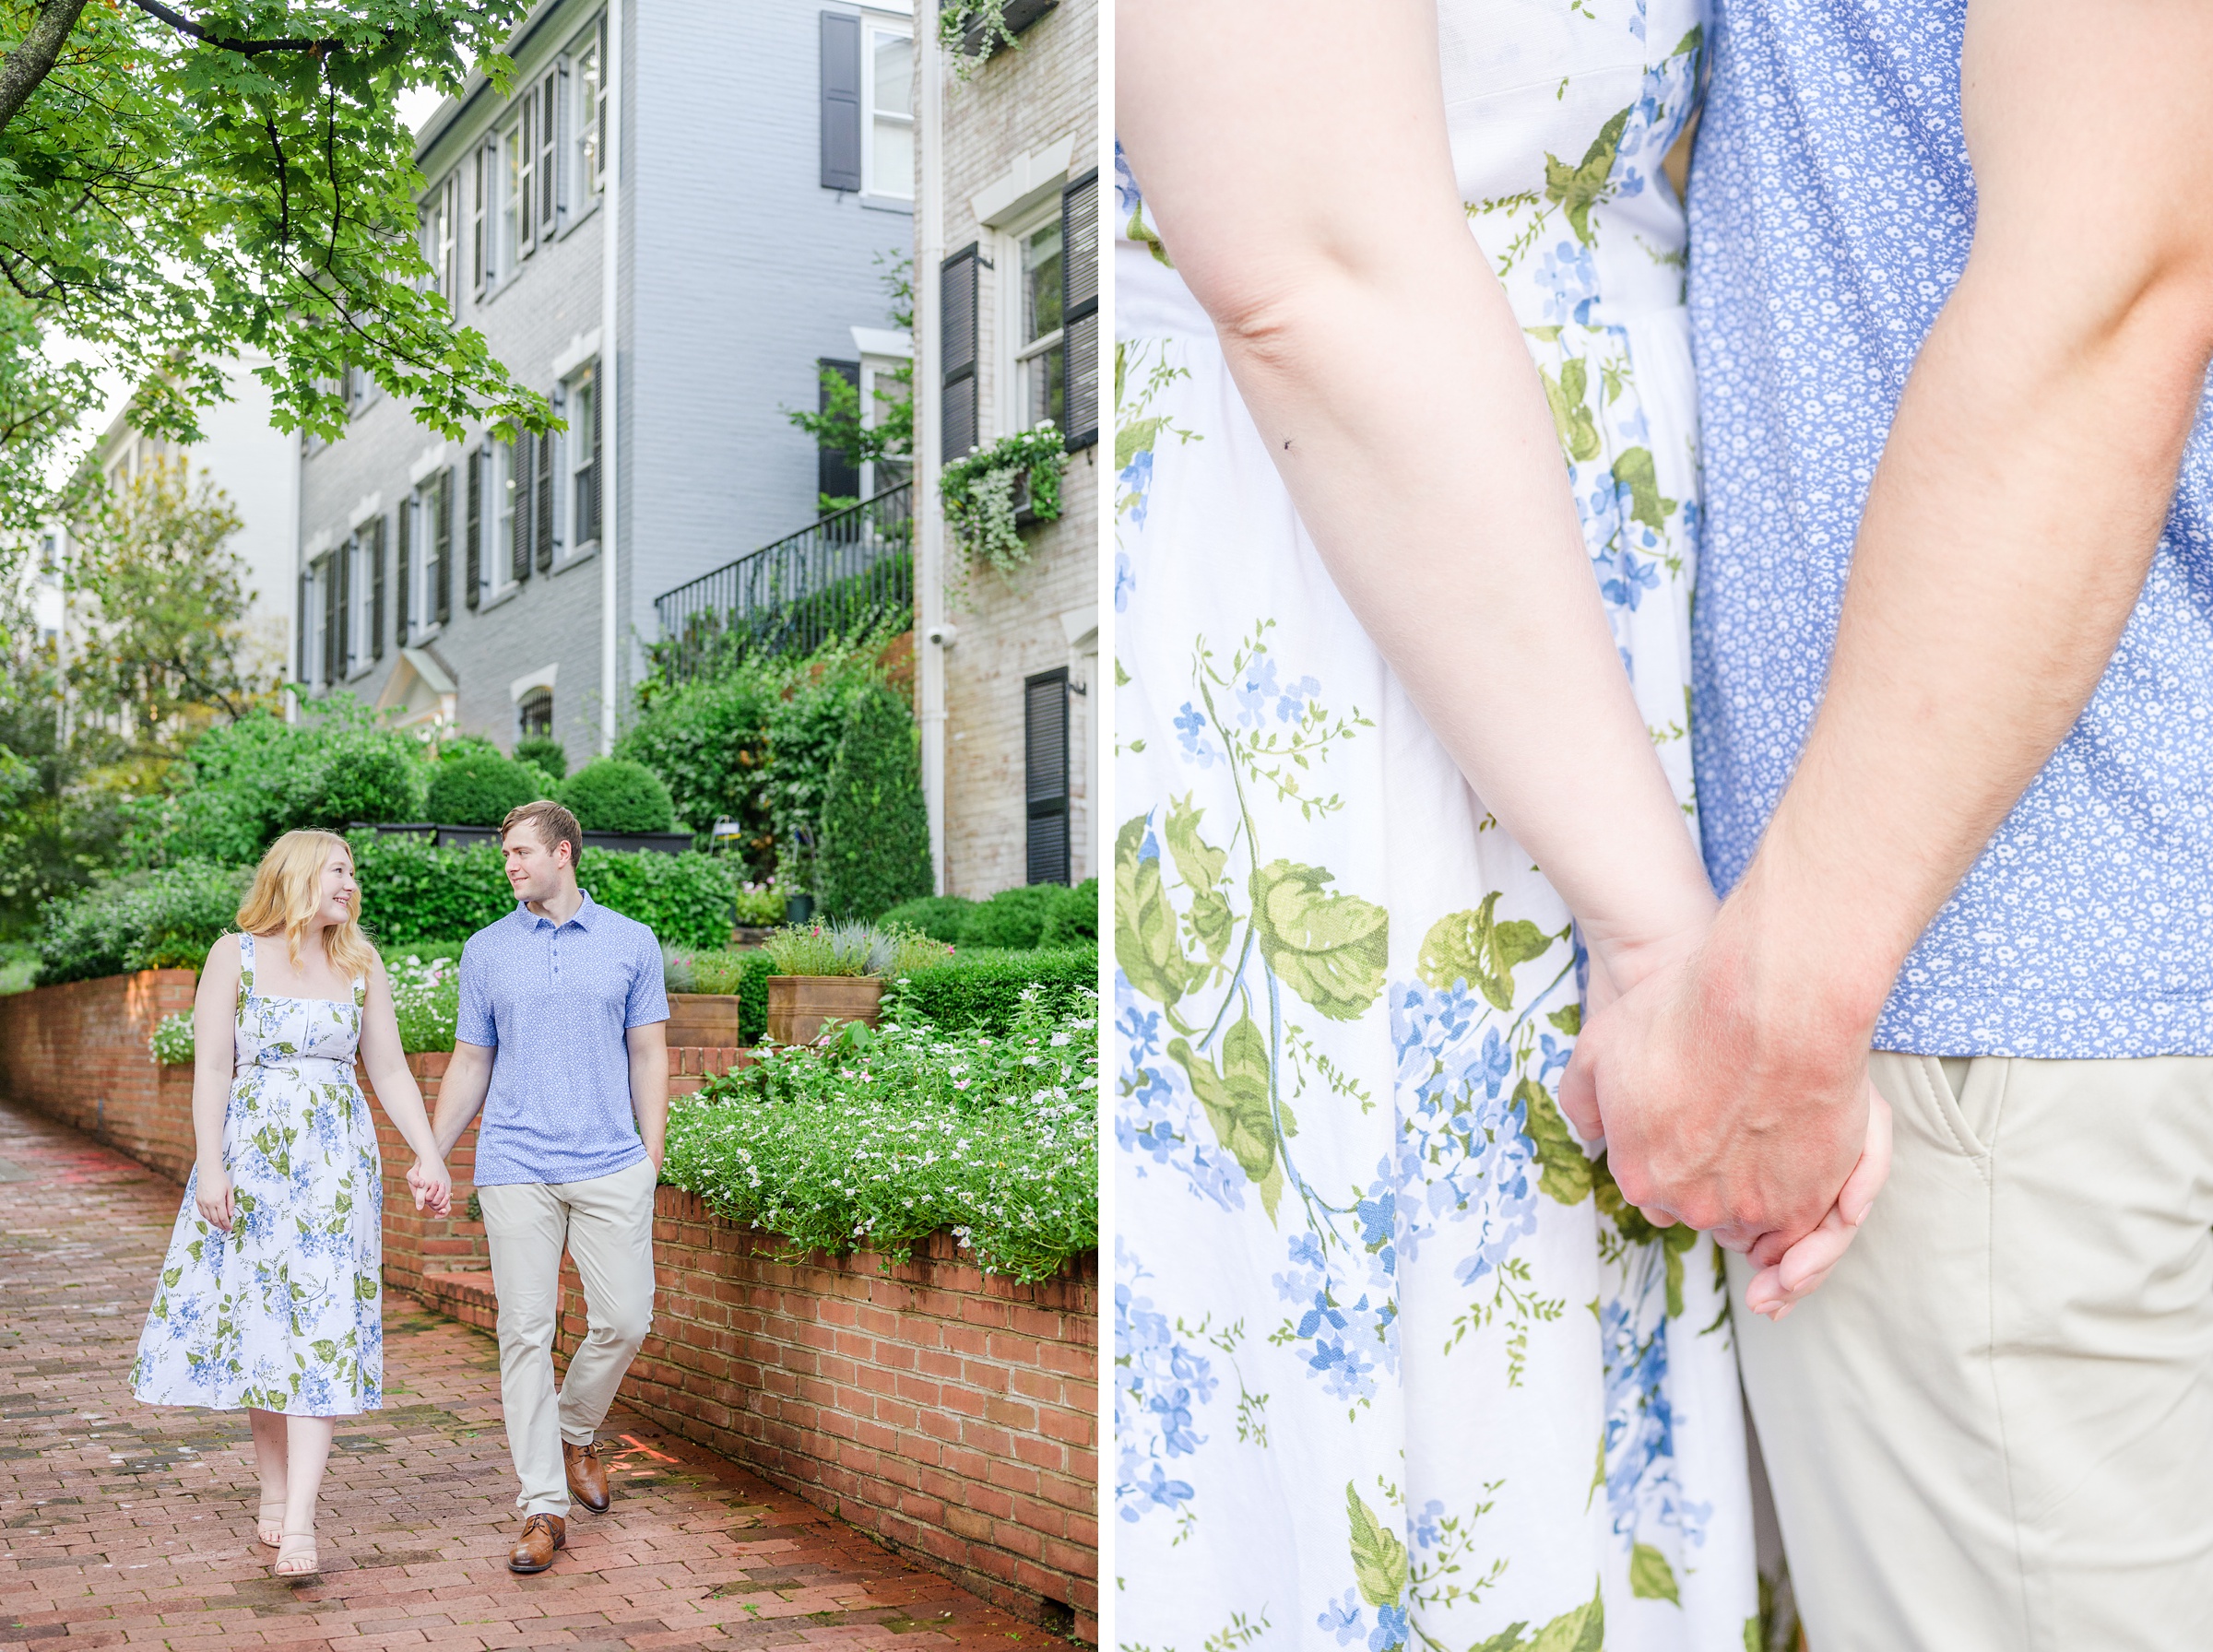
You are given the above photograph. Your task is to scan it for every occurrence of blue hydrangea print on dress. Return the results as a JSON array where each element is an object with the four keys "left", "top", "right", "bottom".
[{"left": 131, "top": 934, "right": 384, "bottom": 1415}]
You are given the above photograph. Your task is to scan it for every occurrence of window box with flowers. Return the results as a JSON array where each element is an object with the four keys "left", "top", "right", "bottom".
[{"left": 940, "top": 423, "right": 1068, "bottom": 576}]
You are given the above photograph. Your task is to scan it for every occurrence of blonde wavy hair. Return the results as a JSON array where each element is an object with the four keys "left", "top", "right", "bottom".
[{"left": 235, "top": 830, "right": 380, "bottom": 982}]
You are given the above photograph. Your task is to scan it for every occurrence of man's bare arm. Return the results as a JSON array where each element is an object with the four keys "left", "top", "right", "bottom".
[
  {"left": 627, "top": 1021, "right": 669, "bottom": 1171},
  {"left": 1571, "top": 0, "right": 2213, "bottom": 1264},
  {"left": 430, "top": 1042, "right": 495, "bottom": 1162}
]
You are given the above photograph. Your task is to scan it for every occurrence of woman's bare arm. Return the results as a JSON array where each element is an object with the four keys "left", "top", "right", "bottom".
[
  {"left": 1118, "top": 0, "right": 1714, "bottom": 978},
  {"left": 357, "top": 958, "right": 449, "bottom": 1213},
  {"left": 189, "top": 934, "right": 242, "bottom": 1229}
]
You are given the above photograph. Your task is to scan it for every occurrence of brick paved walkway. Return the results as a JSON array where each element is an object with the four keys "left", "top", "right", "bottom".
[{"left": 0, "top": 1098, "right": 1051, "bottom": 1652}]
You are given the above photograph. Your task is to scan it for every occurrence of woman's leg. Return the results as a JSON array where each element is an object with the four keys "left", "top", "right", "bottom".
[
  {"left": 280, "top": 1416, "right": 336, "bottom": 1537},
  {"left": 247, "top": 1409, "right": 289, "bottom": 1544}
]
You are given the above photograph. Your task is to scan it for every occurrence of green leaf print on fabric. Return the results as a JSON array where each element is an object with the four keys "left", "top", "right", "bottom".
[
  {"left": 1544, "top": 107, "right": 1631, "bottom": 246},
  {"left": 1416, "top": 894, "right": 1557, "bottom": 1012},
  {"left": 1541, "top": 358, "right": 1604, "bottom": 463},
  {"left": 1519, "top": 1078, "right": 1594, "bottom": 1206},
  {"left": 1610, "top": 446, "right": 1678, "bottom": 536},
  {"left": 1345, "top": 1481, "right": 1410, "bottom": 1610},
  {"left": 1595, "top": 1162, "right": 1700, "bottom": 1316},
  {"left": 1631, "top": 1541, "right": 1682, "bottom": 1604},
  {"left": 1472, "top": 1582, "right": 1606, "bottom": 1652},
  {"left": 1548, "top": 1004, "right": 1582, "bottom": 1036},
  {"left": 1118, "top": 816, "right": 1201, "bottom": 1014},
  {"left": 1169, "top": 1017, "right": 1283, "bottom": 1220},
  {"left": 1250, "top": 860, "right": 1389, "bottom": 1022},
  {"left": 1166, "top": 795, "right": 1235, "bottom": 971}
]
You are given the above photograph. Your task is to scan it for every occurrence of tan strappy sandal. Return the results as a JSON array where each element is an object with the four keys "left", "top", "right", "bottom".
[
  {"left": 272, "top": 1527, "right": 319, "bottom": 1577},
  {"left": 255, "top": 1497, "right": 286, "bottom": 1549}
]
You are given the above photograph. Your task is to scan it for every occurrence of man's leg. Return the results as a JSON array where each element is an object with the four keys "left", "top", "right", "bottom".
[
  {"left": 1731, "top": 1053, "right": 2213, "bottom": 1652},
  {"left": 477, "top": 1178, "right": 572, "bottom": 1518},
  {"left": 553, "top": 1155, "right": 657, "bottom": 1448}
]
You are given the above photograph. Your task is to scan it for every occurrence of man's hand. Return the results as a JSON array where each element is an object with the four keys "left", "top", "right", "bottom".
[
  {"left": 1562, "top": 900, "right": 1877, "bottom": 1262},
  {"left": 407, "top": 1157, "right": 453, "bottom": 1219}
]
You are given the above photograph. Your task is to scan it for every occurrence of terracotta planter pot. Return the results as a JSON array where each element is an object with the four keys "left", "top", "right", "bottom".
[
  {"left": 666, "top": 992, "right": 744, "bottom": 1049},
  {"left": 766, "top": 975, "right": 884, "bottom": 1046}
]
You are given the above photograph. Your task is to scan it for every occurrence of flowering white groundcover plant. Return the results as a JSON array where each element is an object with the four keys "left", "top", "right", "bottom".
[
  {"left": 150, "top": 951, "right": 461, "bottom": 1064},
  {"left": 662, "top": 983, "right": 1099, "bottom": 1282}
]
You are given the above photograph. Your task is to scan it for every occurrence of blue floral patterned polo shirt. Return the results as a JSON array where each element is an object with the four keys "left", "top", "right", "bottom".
[{"left": 1687, "top": 0, "right": 2213, "bottom": 1056}]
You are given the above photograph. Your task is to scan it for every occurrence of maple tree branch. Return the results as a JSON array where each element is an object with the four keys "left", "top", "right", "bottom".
[
  {"left": 0, "top": 0, "right": 91, "bottom": 136},
  {"left": 123, "top": 0, "right": 337, "bottom": 57}
]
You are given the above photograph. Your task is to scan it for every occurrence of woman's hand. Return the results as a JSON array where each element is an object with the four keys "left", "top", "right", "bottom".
[
  {"left": 194, "top": 1161, "right": 235, "bottom": 1232},
  {"left": 406, "top": 1157, "right": 453, "bottom": 1218},
  {"left": 1740, "top": 1085, "right": 1893, "bottom": 1320}
]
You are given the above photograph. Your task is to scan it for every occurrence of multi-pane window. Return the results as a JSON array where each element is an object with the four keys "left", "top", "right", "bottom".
[
  {"left": 501, "top": 123, "right": 525, "bottom": 274},
  {"left": 346, "top": 534, "right": 371, "bottom": 673},
  {"left": 568, "top": 365, "right": 601, "bottom": 547},
  {"left": 471, "top": 145, "right": 489, "bottom": 290},
  {"left": 863, "top": 20, "right": 913, "bottom": 199},
  {"left": 572, "top": 21, "right": 605, "bottom": 208},
  {"left": 488, "top": 441, "right": 515, "bottom": 596},
  {"left": 495, "top": 74, "right": 562, "bottom": 283},
  {"left": 402, "top": 492, "right": 428, "bottom": 636},
  {"left": 420, "top": 173, "right": 458, "bottom": 305},
  {"left": 518, "top": 687, "right": 553, "bottom": 740},
  {"left": 1016, "top": 219, "right": 1066, "bottom": 431}
]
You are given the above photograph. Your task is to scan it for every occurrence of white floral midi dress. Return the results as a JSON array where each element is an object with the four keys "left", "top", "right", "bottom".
[
  {"left": 132, "top": 934, "right": 384, "bottom": 1416},
  {"left": 1113, "top": 3, "right": 1758, "bottom": 1647}
]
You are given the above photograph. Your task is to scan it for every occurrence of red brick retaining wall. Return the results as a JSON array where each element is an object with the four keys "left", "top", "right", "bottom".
[{"left": 0, "top": 971, "right": 1098, "bottom": 1637}]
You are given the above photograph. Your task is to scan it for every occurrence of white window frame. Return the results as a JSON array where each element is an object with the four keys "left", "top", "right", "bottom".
[
  {"left": 498, "top": 123, "right": 524, "bottom": 279},
  {"left": 564, "top": 362, "right": 599, "bottom": 551},
  {"left": 486, "top": 439, "right": 516, "bottom": 598},
  {"left": 345, "top": 534, "right": 371, "bottom": 677},
  {"left": 997, "top": 202, "right": 1065, "bottom": 438},
  {"left": 471, "top": 143, "right": 490, "bottom": 291},
  {"left": 403, "top": 490, "right": 429, "bottom": 635},
  {"left": 568, "top": 17, "right": 607, "bottom": 218},
  {"left": 856, "top": 348, "right": 910, "bottom": 498},
  {"left": 304, "top": 558, "right": 328, "bottom": 687},
  {"left": 860, "top": 13, "right": 914, "bottom": 201},
  {"left": 420, "top": 172, "right": 457, "bottom": 306}
]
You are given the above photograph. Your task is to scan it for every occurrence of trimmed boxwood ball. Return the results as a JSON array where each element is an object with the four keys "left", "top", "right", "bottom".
[
  {"left": 1038, "top": 877, "right": 1098, "bottom": 948},
  {"left": 559, "top": 758, "right": 676, "bottom": 833},
  {"left": 425, "top": 748, "right": 542, "bottom": 827},
  {"left": 961, "top": 883, "right": 1068, "bottom": 950},
  {"left": 513, "top": 737, "right": 568, "bottom": 781},
  {"left": 815, "top": 683, "right": 933, "bottom": 920},
  {"left": 878, "top": 893, "right": 977, "bottom": 946}
]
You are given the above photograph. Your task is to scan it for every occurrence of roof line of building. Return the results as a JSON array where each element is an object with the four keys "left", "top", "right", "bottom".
[{"left": 413, "top": 0, "right": 579, "bottom": 168}]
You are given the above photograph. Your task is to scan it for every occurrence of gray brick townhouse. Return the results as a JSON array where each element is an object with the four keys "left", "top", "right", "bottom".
[{"left": 298, "top": 0, "right": 917, "bottom": 765}]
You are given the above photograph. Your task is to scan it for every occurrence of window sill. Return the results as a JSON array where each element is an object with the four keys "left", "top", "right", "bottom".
[
  {"left": 346, "top": 660, "right": 377, "bottom": 683},
  {"left": 478, "top": 584, "right": 521, "bottom": 614},
  {"left": 399, "top": 622, "right": 444, "bottom": 646},
  {"left": 559, "top": 197, "right": 602, "bottom": 241},
  {"left": 553, "top": 542, "right": 598, "bottom": 576},
  {"left": 858, "top": 192, "right": 915, "bottom": 215}
]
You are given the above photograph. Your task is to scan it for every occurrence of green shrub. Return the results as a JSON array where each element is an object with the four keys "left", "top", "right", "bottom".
[
  {"left": 576, "top": 848, "right": 738, "bottom": 948},
  {"left": 815, "top": 683, "right": 932, "bottom": 921},
  {"left": 149, "top": 952, "right": 460, "bottom": 1061},
  {"left": 763, "top": 920, "right": 876, "bottom": 976},
  {"left": 878, "top": 893, "right": 976, "bottom": 946},
  {"left": 425, "top": 748, "right": 542, "bottom": 827},
  {"left": 961, "top": 883, "right": 1068, "bottom": 950},
  {"left": 1038, "top": 877, "right": 1098, "bottom": 948},
  {"left": 347, "top": 832, "right": 740, "bottom": 950},
  {"left": 663, "top": 987, "right": 1096, "bottom": 1281},
  {"left": 732, "top": 881, "right": 784, "bottom": 926},
  {"left": 890, "top": 944, "right": 1096, "bottom": 1036},
  {"left": 139, "top": 698, "right": 428, "bottom": 864},
  {"left": 513, "top": 738, "right": 568, "bottom": 781},
  {"left": 615, "top": 671, "right": 777, "bottom": 867},
  {"left": 561, "top": 759, "right": 676, "bottom": 833},
  {"left": 36, "top": 861, "right": 252, "bottom": 984},
  {"left": 0, "top": 941, "right": 37, "bottom": 995},
  {"left": 764, "top": 642, "right": 886, "bottom": 885}
]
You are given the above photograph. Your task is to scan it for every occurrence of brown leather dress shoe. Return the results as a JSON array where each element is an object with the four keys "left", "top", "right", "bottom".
[
  {"left": 563, "top": 1440, "right": 611, "bottom": 1515},
  {"left": 507, "top": 1512, "right": 565, "bottom": 1574}
]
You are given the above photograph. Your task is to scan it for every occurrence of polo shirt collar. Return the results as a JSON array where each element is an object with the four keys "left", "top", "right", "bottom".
[{"left": 517, "top": 891, "right": 599, "bottom": 932}]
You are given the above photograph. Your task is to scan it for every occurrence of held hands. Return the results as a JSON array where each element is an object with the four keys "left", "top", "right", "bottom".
[
  {"left": 407, "top": 1156, "right": 454, "bottom": 1218},
  {"left": 1564, "top": 913, "right": 1892, "bottom": 1318}
]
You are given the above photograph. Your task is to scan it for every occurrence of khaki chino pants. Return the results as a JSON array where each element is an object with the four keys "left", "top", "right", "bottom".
[
  {"left": 1730, "top": 1052, "right": 2213, "bottom": 1650},
  {"left": 478, "top": 1155, "right": 657, "bottom": 1518}
]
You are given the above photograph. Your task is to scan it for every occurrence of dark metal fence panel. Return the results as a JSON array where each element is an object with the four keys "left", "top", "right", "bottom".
[{"left": 650, "top": 483, "right": 914, "bottom": 686}]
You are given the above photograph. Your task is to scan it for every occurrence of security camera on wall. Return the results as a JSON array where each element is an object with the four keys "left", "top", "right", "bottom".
[{"left": 926, "top": 622, "right": 959, "bottom": 648}]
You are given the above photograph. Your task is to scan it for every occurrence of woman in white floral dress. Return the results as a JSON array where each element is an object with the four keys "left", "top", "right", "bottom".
[
  {"left": 132, "top": 831, "right": 451, "bottom": 1577},
  {"left": 1109, "top": 2, "right": 1884, "bottom": 1646}
]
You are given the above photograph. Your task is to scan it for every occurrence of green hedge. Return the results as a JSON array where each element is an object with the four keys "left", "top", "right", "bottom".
[
  {"left": 890, "top": 945, "right": 1096, "bottom": 1036},
  {"left": 36, "top": 862, "right": 252, "bottom": 984},
  {"left": 560, "top": 758, "right": 677, "bottom": 833},
  {"left": 879, "top": 879, "right": 1096, "bottom": 951}
]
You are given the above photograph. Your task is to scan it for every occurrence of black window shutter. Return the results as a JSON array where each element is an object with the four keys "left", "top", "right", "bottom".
[
  {"left": 1061, "top": 169, "right": 1100, "bottom": 451},
  {"left": 336, "top": 541, "right": 352, "bottom": 676},
  {"left": 396, "top": 499, "right": 411, "bottom": 645},
  {"left": 817, "top": 359, "right": 862, "bottom": 501},
  {"left": 297, "top": 571, "right": 311, "bottom": 681},
  {"left": 370, "top": 518, "right": 386, "bottom": 661},
  {"left": 820, "top": 12, "right": 862, "bottom": 191},
  {"left": 434, "top": 469, "right": 454, "bottom": 623},
  {"left": 513, "top": 433, "right": 534, "bottom": 583},
  {"left": 466, "top": 450, "right": 483, "bottom": 608},
  {"left": 941, "top": 242, "right": 980, "bottom": 462},
  {"left": 322, "top": 556, "right": 337, "bottom": 685},
  {"left": 1024, "top": 668, "right": 1071, "bottom": 885},
  {"left": 519, "top": 96, "right": 535, "bottom": 250},
  {"left": 536, "top": 421, "right": 555, "bottom": 570}
]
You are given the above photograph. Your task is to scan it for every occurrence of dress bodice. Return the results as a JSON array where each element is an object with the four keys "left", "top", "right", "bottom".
[{"left": 234, "top": 933, "right": 363, "bottom": 1076}]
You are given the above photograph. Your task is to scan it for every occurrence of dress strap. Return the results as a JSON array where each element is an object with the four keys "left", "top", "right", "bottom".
[
  {"left": 237, "top": 932, "right": 254, "bottom": 1021},
  {"left": 352, "top": 974, "right": 367, "bottom": 1009}
]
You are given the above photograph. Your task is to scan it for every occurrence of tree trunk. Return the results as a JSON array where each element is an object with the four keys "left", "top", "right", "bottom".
[{"left": 0, "top": 0, "right": 89, "bottom": 136}]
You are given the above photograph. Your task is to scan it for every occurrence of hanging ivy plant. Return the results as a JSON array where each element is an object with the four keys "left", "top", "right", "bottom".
[
  {"left": 939, "top": 0, "right": 1017, "bottom": 79},
  {"left": 940, "top": 424, "right": 1069, "bottom": 575}
]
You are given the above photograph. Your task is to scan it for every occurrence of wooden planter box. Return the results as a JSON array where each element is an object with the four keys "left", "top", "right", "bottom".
[
  {"left": 766, "top": 975, "right": 883, "bottom": 1045},
  {"left": 666, "top": 992, "right": 744, "bottom": 1048}
]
